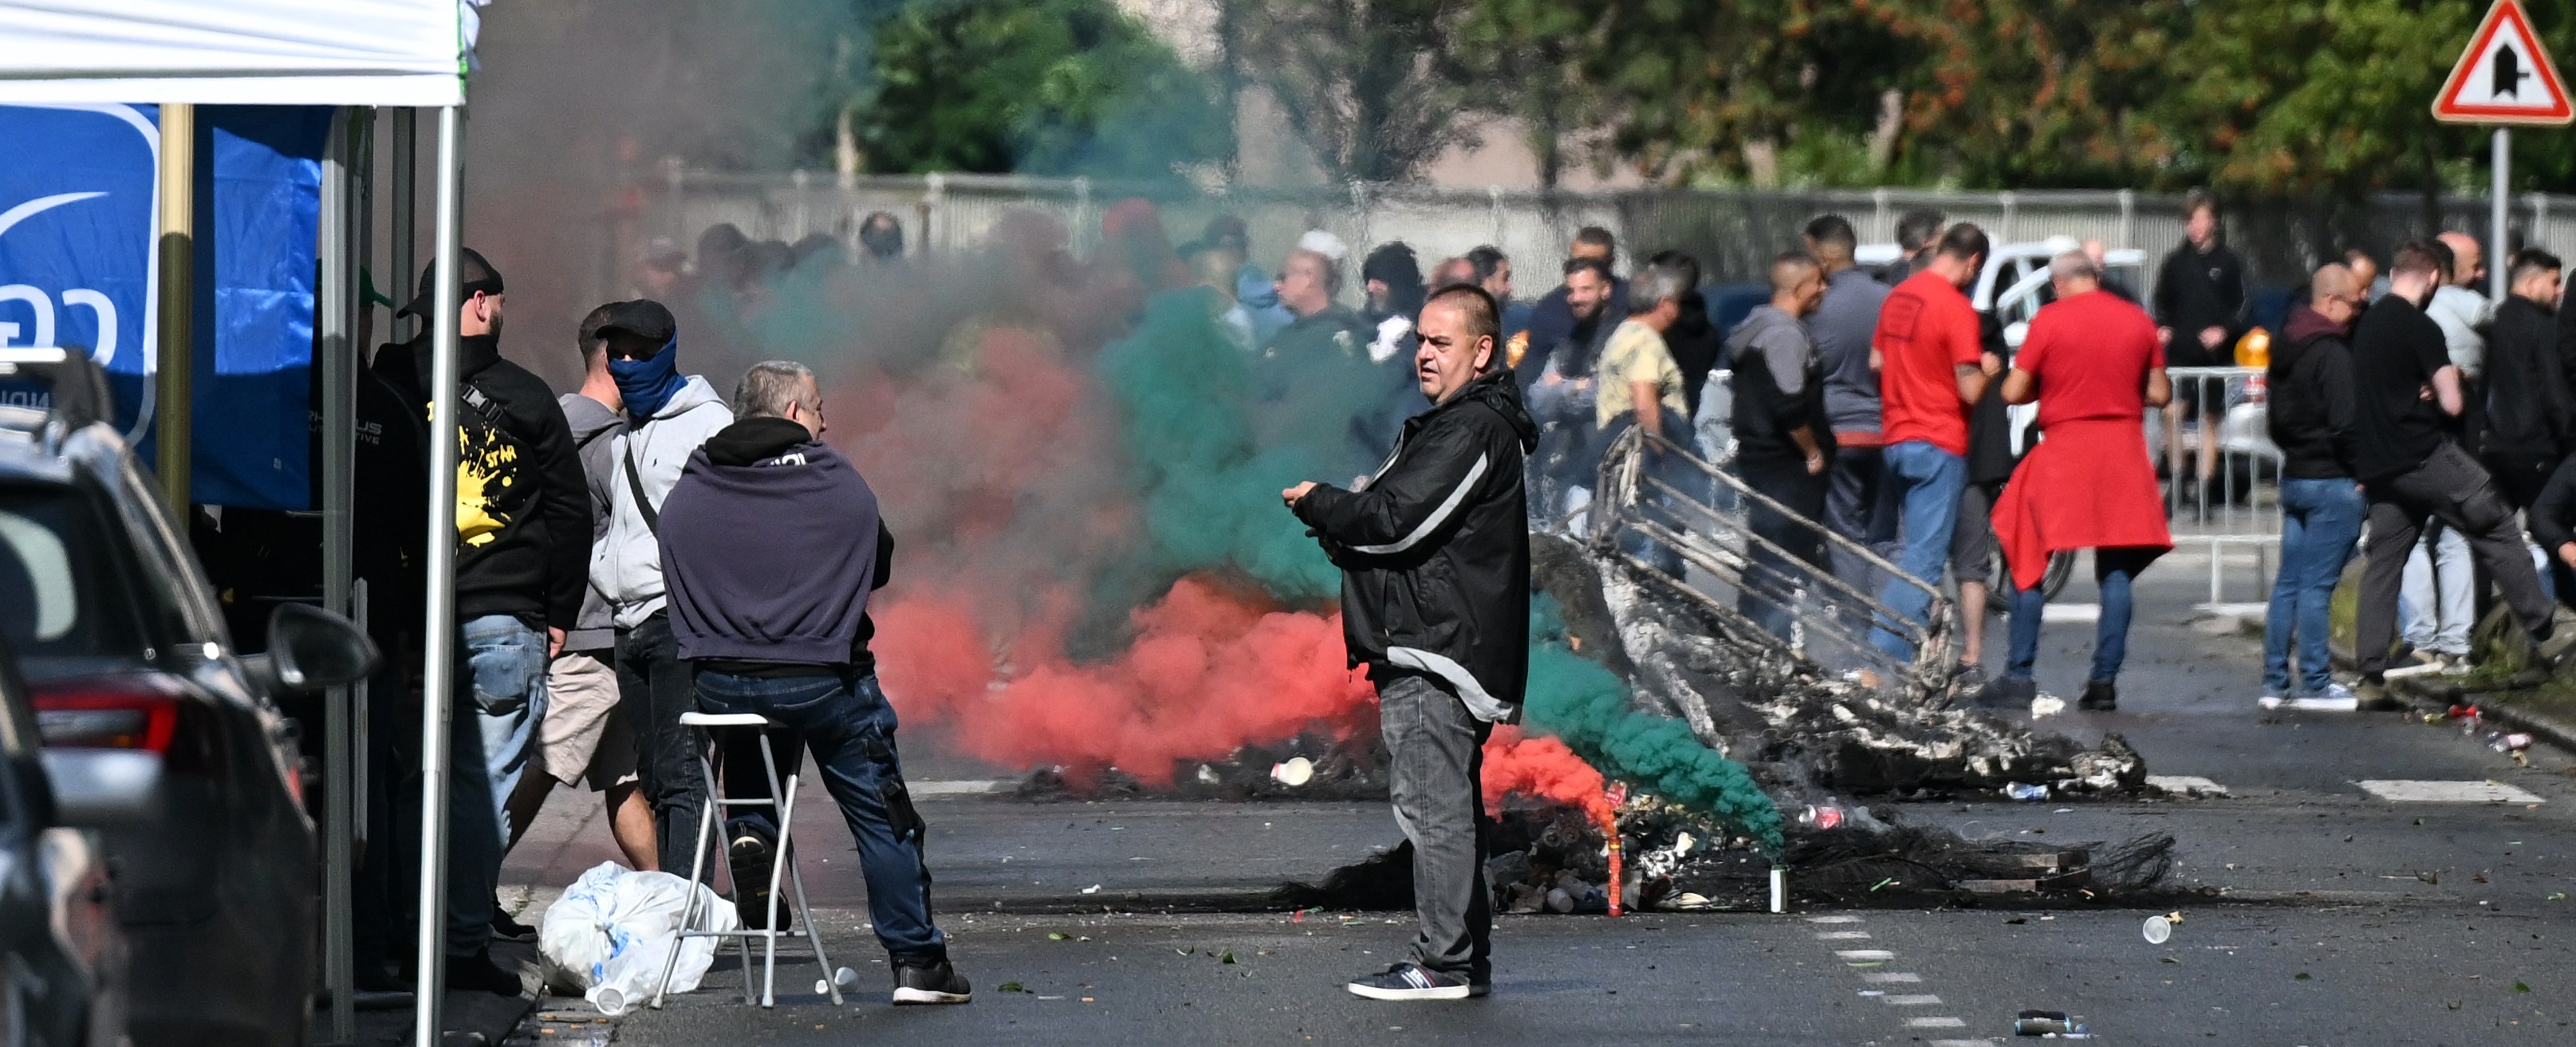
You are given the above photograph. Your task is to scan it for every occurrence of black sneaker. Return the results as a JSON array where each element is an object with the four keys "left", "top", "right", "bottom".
[
  {"left": 1951, "top": 665, "right": 1990, "bottom": 704},
  {"left": 892, "top": 958, "right": 973, "bottom": 1005},
  {"left": 2354, "top": 674, "right": 2405, "bottom": 711},
  {"left": 728, "top": 824, "right": 793, "bottom": 932},
  {"left": 2077, "top": 680, "right": 2117, "bottom": 711},
  {"left": 490, "top": 906, "right": 536, "bottom": 943},
  {"left": 1346, "top": 962, "right": 1471, "bottom": 1001},
  {"left": 1976, "top": 674, "right": 2038, "bottom": 710},
  {"left": 444, "top": 950, "right": 525, "bottom": 997}
]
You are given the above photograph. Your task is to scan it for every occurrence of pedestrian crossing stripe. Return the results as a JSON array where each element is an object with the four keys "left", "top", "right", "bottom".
[{"left": 2358, "top": 780, "right": 2545, "bottom": 803}]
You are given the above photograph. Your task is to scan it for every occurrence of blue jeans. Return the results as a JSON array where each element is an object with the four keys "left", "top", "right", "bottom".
[
  {"left": 2264, "top": 478, "right": 2365, "bottom": 694},
  {"left": 2007, "top": 548, "right": 2158, "bottom": 685},
  {"left": 694, "top": 671, "right": 945, "bottom": 961},
  {"left": 1870, "top": 440, "right": 1966, "bottom": 657},
  {"left": 447, "top": 613, "right": 547, "bottom": 956}
]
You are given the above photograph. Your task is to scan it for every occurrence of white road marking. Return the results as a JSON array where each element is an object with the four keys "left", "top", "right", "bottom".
[
  {"left": 1929, "top": 1041, "right": 1997, "bottom": 1047},
  {"left": 1860, "top": 971, "right": 1924, "bottom": 983},
  {"left": 2042, "top": 603, "right": 2099, "bottom": 622},
  {"left": 1806, "top": 915, "right": 1864, "bottom": 923},
  {"left": 1835, "top": 949, "right": 1896, "bottom": 962},
  {"left": 2358, "top": 780, "right": 2545, "bottom": 804},
  {"left": 1905, "top": 1016, "right": 1967, "bottom": 1028},
  {"left": 1882, "top": 994, "right": 1944, "bottom": 1006},
  {"left": 1814, "top": 931, "right": 1873, "bottom": 940},
  {"left": 909, "top": 780, "right": 1014, "bottom": 796},
  {"left": 2146, "top": 774, "right": 2231, "bottom": 798}
]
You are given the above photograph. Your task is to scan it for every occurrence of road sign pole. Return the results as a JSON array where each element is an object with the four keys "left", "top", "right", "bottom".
[{"left": 2495, "top": 128, "right": 2511, "bottom": 299}]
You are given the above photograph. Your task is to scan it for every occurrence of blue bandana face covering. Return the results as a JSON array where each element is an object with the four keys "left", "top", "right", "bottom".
[{"left": 609, "top": 336, "right": 687, "bottom": 420}]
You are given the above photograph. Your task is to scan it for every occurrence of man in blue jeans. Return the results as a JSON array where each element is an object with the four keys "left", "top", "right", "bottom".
[
  {"left": 656, "top": 360, "right": 971, "bottom": 1005},
  {"left": 1867, "top": 225, "right": 1992, "bottom": 659},
  {"left": 396, "top": 250, "right": 593, "bottom": 994},
  {"left": 2261, "top": 265, "right": 2368, "bottom": 708}
]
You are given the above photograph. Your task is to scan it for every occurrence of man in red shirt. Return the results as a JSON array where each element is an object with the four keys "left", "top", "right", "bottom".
[
  {"left": 1990, "top": 251, "right": 2175, "bottom": 710},
  {"left": 1868, "top": 223, "right": 1993, "bottom": 658}
]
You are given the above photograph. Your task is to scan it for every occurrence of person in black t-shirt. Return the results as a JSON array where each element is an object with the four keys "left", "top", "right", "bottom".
[
  {"left": 2350, "top": 240, "right": 2561, "bottom": 704},
  {"left": 2152, "top": 194, "right": 2251, "bottom": 514}
]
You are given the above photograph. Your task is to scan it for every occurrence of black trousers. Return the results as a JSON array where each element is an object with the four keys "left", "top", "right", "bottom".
[
  {"left": 616, "top": 612, "right": 707, "bottom": 874},
  {"left": 2357, "top": 443, "right": 2554, "bottom": 674},
  {"left": 1735, "top": 451, "right": 1831, "bottom": 641}
]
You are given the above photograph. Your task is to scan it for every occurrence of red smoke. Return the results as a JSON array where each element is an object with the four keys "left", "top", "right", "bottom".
[
  {"left": 1481, "top": 726, "right": 1613, "bottom": 822},
  {"left": 875, "top": 577, "right": 1375, "bottom": 781}
]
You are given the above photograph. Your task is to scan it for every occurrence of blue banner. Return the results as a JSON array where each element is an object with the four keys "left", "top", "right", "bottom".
[{"left": 0, "top": 103, "right": 331, "bottom": 510}]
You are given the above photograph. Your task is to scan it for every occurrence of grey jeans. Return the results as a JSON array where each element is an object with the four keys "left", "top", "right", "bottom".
[
  {"left": 2358, "top": 441, "right": 2554, "bottom": 675},
  {"left": 1377, "top": 671, "right": 1492, "bottom": 980}
]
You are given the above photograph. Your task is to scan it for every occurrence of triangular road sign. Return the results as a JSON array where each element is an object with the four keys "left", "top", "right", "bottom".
[{"left": 2435, "top": 0, "right": 2574, "bottom": 124}]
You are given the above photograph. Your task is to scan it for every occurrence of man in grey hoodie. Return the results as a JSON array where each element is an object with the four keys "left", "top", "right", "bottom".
[
  {"left": 589, "top": 300, "right": 736, "bottom": 873},
  {"left": 509, "top": 304, "right": 658, "bottom": 872},
  {"left": 1726, "top": 252, "right": 1832, "bottom": 640}
]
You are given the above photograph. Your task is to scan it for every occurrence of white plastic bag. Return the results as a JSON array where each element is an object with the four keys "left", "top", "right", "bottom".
[{"left": 537, "top": 861, "right": 739, "bottom": 1015}]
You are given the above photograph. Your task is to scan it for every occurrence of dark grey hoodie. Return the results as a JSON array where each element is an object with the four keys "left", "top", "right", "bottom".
[
  {"left": 1724, "top": 303, "right": 1823, "bottom": 461},
  {"left": 659, "top": 418, "right": 882, "bottom": 667},
  {"left": 558, "top": 392, "right": 624, "bottom": 652}
]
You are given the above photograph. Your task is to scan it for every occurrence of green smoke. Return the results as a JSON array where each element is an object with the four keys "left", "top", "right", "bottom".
[
  {"left": 1093, "top": 287, "right": 1343, "bottom": 600},
  {"left": 1093, "top": 285, "right": 1781, "bottom": 853},
  {"left": 1522, "top": 598, "right": 1786, "bottom": 856}
]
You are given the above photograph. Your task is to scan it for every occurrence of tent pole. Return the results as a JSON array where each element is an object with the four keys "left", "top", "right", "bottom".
[
  {"left": 411, "top": 104, "right": 465, "bottom": 1047},
  {"left": 317, "top": 106, "right": 359, "bottom": 1046},
  {"left": 154, "top": 103, "right": 194, "bottom": 515},
  {"left": 392, "top": 109, "right": 416, "bottom": 342}
]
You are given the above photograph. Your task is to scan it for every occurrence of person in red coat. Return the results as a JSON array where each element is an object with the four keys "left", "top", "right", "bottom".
[{"left": 1988, "top": 251, "right": 2175, "bottom": 711}]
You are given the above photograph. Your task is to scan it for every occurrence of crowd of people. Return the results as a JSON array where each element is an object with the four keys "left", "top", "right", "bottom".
[{"left": 194, "top": 186, "right": 2576, "bottom": 1009}]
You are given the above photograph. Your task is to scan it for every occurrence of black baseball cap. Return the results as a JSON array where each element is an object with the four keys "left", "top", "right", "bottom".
[
  {"left": 592, "top": 298, "right": 676, "bottom": 344},
  {"left": 398, "top": 247, "right": 505, "bottom": 319}
]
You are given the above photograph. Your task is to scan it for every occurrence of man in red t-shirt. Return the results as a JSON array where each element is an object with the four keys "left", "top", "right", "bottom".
[
  {"left": 1989, "top": 251, "right": 2175, "bottom": 711},
  {"left": 1866, "top": 223, "right": 1993, "bottom": 659}
]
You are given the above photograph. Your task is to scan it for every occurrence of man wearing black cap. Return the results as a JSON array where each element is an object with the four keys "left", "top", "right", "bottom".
[
  {"left": 588, "top": 299, "right": 737, "bottom": 876},
  {"left": 395, "top": 249, "right": 593, "bottom": 993}
]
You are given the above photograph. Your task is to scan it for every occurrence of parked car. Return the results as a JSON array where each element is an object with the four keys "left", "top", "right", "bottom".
[
  {"left": 0, "top": 633, "right": 136, "bottom": 1047},
  {"left": 0, "top": 348, "right": 376, "bottom": 1046}
]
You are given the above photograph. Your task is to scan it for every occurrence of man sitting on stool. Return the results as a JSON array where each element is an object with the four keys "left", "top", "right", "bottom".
[{"left": 656, "top": 360, "right": 971, "bottom": 1005}]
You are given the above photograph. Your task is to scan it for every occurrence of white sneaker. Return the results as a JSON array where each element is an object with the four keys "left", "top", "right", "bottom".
[
  {"left": 2258, "top": 691, "right": 2287, "bottom": 710},
  {"left": 2383, "top": 654, "right": 2446, "bottom": 680},
  {"left": 2434, "top": 653, "right": 2472, "bottom": 676},
  {"left": 2287, "top": 683, "right": 2359, "bottom": 711}
]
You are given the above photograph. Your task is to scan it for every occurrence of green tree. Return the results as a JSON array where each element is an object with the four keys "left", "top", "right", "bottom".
[
  {"left": 845, "top": 0, "right": 1230, "bottom": 178},
  {"left": 2156, "top": 0, "right": 2479, "bottom": 193}
]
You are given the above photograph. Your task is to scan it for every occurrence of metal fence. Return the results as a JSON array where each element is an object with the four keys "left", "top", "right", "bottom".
[
  {"left": 629, "top": 169, "right": 2576, "bottom": 309},
  {"left": 2156, "top": 367, "right": 2282, "bottom": 608}
]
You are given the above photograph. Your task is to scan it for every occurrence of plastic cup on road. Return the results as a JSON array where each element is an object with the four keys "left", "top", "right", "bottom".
[
  {"left": 1271, "top": 757, "right": 1314, "bottom": 786},
  {"left": 2142, "top": 915, "right": 2172, "bottom": 944}
]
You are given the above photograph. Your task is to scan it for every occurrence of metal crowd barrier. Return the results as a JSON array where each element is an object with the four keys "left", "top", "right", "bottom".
[
  {"left": 2147, "top": 365, "right": 2282, "bottom": 608},
  {"left": 1586, "top": 425, "right": 1958, "bottom": 704}
]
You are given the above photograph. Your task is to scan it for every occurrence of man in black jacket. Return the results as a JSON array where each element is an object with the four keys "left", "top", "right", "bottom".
[
  {"left": 2481, "top": 249, "right": 2570, "bottom": 510},
  {"left": 1286, "top": 285, "right": 1534, "bottom": 1001},
  {"left": 2153, "top": 194, "right": 2251, "bottom": 513},
  {"left": 1725, "top": 252, "right": 1830, "bottom": 640},
  {"left": 2261, "top": 265, "right": 2367, "bottom": 707},
  {"left": 1514, "top": 226, "right": 1628, "bottom": 384},
  {"left": 399, "top": 249, "right": 593, "bottom": 993},
  {"left": 2351, "top": 242, "right": 2560, "bottom": 705}
]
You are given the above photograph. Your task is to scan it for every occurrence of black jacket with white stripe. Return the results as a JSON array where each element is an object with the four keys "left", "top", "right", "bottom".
[{"left": 1294, "top": 369, "right": 1538, "bottom": 722}]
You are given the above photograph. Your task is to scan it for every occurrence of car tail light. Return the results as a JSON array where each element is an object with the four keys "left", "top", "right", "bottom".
[{"left": 33, "top": 678, "right": 184, "bottom": 753}]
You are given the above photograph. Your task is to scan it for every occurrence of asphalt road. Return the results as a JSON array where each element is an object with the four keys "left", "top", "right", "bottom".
[{"left": 503, "top": 549, "right": 2576, "bottom": 1045}]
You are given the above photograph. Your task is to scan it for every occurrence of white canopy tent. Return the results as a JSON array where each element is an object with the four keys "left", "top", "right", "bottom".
[{"left": 0, "top": 3, "right": 480, "bottom": 1044}]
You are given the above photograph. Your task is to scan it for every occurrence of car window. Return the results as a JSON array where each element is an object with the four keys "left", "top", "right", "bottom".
[
  {"left": 0, "top": 483, "right": 153, "bottom": 660},
  {"left": 108, "top": 455, "right": 228, "bottom": 651}
]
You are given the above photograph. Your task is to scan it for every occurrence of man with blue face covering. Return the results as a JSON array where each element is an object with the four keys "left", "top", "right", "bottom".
[{"left": 588, "top": 300, "right": 736, "bottom": 876}]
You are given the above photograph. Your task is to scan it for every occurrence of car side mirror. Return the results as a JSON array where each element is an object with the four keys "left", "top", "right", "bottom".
[
  {"left": 254, "top": 602, "right": 381, "bottom": 694},
  {"left": 41, "top": 749, "right": 160, "bottom": 827}
]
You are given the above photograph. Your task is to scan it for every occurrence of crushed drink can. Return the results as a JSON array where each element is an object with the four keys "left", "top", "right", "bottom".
[{"left": 2003, "top": 782, "right": 2050, "bottom": 801}]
